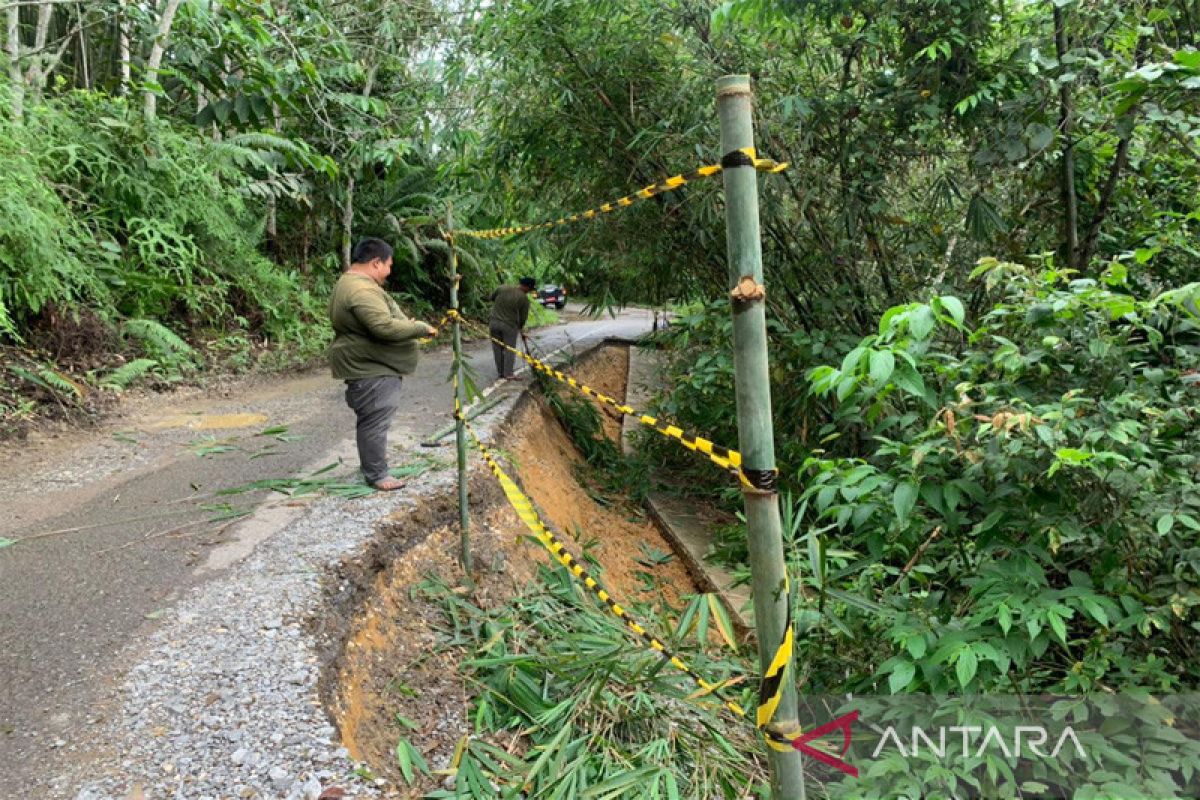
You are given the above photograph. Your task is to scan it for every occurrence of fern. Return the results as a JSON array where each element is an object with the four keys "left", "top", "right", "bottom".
[
  {"left": 122, "top": 319, "right": 195, "bottom": 369},
  {"left": 210, "top": 139, "right": 284, "bottom": 174},
  {"left": 237, "top": 173, "right": 313, "bottom": 203},
  {"left": 220, "top": 132, "right": 337, "bottom": 178},
  {"left": 7, "top": 365, "right": 82, "bottom": 398},
  {"left": 101, "top": 358, "right": 159, "bottom": 391},
  {"left": 382, "top": 222, "right": 422, "bottom": 270},
  {"left": 0, "top": 297, "right": 14, "bottom": 338},
  {"left": 421, "top": 238, "right": 451, "bottom": 256},
  {"left": 36, "top": 368, "right": 83, "bottom": 398},
  {"left": 456, "top": 248, "right": 482, "bottom": 276}
]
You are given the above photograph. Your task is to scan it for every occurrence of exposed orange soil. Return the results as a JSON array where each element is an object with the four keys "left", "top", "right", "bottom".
[{"left": 324, "top": 345, "right": 702, "bottom": 796}]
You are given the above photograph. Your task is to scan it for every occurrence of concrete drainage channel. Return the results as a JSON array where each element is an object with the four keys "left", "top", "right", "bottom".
[{"left": 315, "top": 341, "right": 739, "bottom": 794}]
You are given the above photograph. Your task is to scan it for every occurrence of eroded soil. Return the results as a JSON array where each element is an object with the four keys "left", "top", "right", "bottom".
[{"left": 323, "top": 345, "right": 700, "bottom": 793}]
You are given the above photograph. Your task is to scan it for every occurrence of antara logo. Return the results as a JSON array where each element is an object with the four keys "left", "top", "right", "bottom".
[
  {"left": 870, "top": 725, "right": 1089, "bottom": 761},
  {"left": 789, "top": 711, "right": 860, "bottom": 777}
]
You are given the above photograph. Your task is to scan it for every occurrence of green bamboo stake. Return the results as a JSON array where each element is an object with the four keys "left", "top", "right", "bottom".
[
  {"left": 448, "top": 206, "right": 472, "bottom": 573},
  {"left": 420, "top": 393, "right": 508, "bottom": 447},
  {"left": 716, "top": 74, "right": 806, "bottom": 800}
]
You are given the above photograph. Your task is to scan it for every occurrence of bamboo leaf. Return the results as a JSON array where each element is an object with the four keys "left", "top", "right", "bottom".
[
  {"left": 581, "top": 765, "right": 661, "bottom": 798},
  {"left": 395, "top": 737, "right": 414, "bottom": 784},
  {"left": 706, "top": 594, "right": 739, "bottom": 650}
]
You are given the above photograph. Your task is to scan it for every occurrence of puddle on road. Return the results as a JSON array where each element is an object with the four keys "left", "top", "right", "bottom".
[{"left": 143, "top": 412, "right": 269, "bottom": 431}]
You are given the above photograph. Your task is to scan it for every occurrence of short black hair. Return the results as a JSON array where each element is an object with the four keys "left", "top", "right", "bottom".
[
  {"left": 519, "top": 276, "right": 536, "bottom": 289},
  {"left": 351, "top": 238, "right": 393, "bottom": 265}
]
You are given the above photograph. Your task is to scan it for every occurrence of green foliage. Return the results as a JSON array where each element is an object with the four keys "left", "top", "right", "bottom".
[
  {"left": 637, "top": 257, "right": 1200, "bottom": 793},
  {"left": 8, "top": 365, "right": 81, "bottom": 399},
  {"left": 100, "top": 359, "right": 160, "bottom": 391},
  {"left": 526, "top": 303, "right": 559, "bottom": 329},
  {"left": 122, "top": 319, "right": 196, "bottom": 372},
  {"left": 448, "top": 0, "right": 1200, "bottom": 342},
  {"left": 0, "top": 96, "right": 105, "bottom": 338},
  {"left": 2, "top": 89, "right": 333, "bottom": 421},
  {"left": 27, "top": 93, "right": 321, "bottom": 337},
  {"left": 537, "top": 366, "right": 654, "bottom": 504},
  {"left": 644, "top": 305, "right": 740, "bottom": 492},
  {"left": 421, "top": 569, "right": 764, "bottom": 799},
  {"left": 780, "top": 262, "right": 1200, "bottom": 791},
  {"left": 648, "top": 303, "right": 848, "bottom": 497},
  {"left": 394, "top": 734, "right": 430, "bottom": 785},
  {"left": 540, "top": 378, "right": 620, "bottom": 469}
]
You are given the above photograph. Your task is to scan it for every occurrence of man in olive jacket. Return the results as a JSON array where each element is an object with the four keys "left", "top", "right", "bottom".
[
  {"left": 489, "top": 276, "right": 535, "bottom": 380},
  {"left": 329, "top": 238, "right": 436, "bottom": 491}
]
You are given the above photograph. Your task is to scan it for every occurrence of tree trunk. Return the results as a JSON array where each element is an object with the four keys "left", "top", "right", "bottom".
[
  {"left": 1076, "top": 134, "right": 1132, "bottom": 270},
  {"left": 143, "top": 0, "right": 183, "bottom": 122},
  {"left": 6, "top": 0, "right": 23, "bottom": 118},
  {"left": 118, "top": 0, "right": 130, "bottom": 95},
  {"left": 340, "top": 63, "right": 378, "bottom": 269},
  {"left": 265, "top": 103, "right": 282, "bottom": 261},
  {"left": 341, "top": 175, "right": 354, "bottom": 269},
  {"left": 25, "top": 1, "right": 79, "bottom": 96},
  {"left": 1076, "top": 35, "right": 1148, "bottom": 270},
  {"left": 24, "top": 0, "right": 51, "bottom": 93},
  {"left": 300, "top": 209, "right": 311, "bottom": 274},
  {"left": 265, "top": 195, "right": 278, "bottom": 259},
  {"left": 77, "top": 15, "right": 88, "bottom": 89},
  {"left": 1053, "top": 4, "right": 1079, "bottom": 269}
]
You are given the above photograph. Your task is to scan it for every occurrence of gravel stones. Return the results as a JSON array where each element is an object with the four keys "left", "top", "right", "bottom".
[{"left": 60, "top": 435, "right": 483, "bottom": 799}]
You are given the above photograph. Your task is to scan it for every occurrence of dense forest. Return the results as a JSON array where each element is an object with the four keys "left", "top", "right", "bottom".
[{"left": 3, "top": 0, "right": 1200, "bottom": 796}]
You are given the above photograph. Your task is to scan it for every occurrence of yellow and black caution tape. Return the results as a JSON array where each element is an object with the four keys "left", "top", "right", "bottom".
[
  {"left": 448, "top": 311, "right": 778, "bottom": 494},
  {"left": 758, "top": 577, "right": 797, "bottom": 752},
  {"left": 460, "top": 417, "right": 747, "bottom": 715},
  {"left": 456, "top": 148, "right": 788, "bottom": 241},
  {"left": 434, "top": 310, "right": 795, "bottom": 742},
  {"left": 418, "top": 311, "right": 456, "bottom": 345},
  {"left": 460, "top": 416, "right": 800, "bottom": 750}
]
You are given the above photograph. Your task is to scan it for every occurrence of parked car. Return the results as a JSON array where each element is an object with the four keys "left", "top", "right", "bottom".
[{"left": 537, "top": 284, "right": 567, "bottom": 310}]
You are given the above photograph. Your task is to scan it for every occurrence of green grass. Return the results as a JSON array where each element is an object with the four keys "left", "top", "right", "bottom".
[{"left": 527, "top": 302, "right": 560, "bottom": 329}]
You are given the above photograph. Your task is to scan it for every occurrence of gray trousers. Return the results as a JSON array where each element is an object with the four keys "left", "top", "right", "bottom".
[
  {"left": 344, "top": 376, "right": 402, "bottom": 484},
  {"left": 490, "top": 324, "right": 519, "bottom": 378}
]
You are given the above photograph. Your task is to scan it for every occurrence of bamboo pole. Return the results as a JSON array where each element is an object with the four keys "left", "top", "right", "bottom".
[
  {"left": 716, "top": 74, "right": 806, "bottom": 800},
  {"left": 447, "top": 207, "right": 472, "bottom": 572},
  {"left": 420, "top": 393, "right": 507, "bottom": 447}
]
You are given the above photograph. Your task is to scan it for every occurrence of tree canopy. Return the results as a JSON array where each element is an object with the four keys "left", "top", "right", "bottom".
[{"left": 3, "top": 0, "right": 1200, "bottom": 795}]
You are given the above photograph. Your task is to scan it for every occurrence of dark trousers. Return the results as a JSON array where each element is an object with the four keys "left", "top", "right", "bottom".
[
  {"left": 490, "top": 324, "right": 519, "bottom": 378},
  {"left": 344, "top": 376, "right": 402, "bottom": 485}
]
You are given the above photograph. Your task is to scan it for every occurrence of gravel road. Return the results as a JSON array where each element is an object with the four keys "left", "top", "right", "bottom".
[{"left": 0, "top": 305, "right": 653, "bottom": 798}]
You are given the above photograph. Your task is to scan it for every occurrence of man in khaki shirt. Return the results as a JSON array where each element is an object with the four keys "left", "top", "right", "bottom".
[
  {"left": 328, "top": 238, "right": 436, "bottom": 490},
  {"left": 489, "top": 277, "right": 535, "bottom": 380}
]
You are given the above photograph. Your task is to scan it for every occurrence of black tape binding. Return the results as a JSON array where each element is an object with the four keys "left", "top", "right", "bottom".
[
  {"left": 742, "top": 468, "right": 779, "bottom": 493},
  {"left": 720, "top": 149, "right": 756, "bottom": 169}
]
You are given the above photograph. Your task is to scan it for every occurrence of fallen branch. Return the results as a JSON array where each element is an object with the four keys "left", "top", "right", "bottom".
[
  {"left": 17, "top": 506, "right": 203, "bottom": 544},
  {"left": 891, "top": 526, "right": 942, "bottom": 591},
  {"left": 95, "top": 518, "right": 236, "bottom": 556}
]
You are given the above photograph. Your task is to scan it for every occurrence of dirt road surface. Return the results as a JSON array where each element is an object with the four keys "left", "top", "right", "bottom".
[{"left": 0, "top": 305, "right": 652, "bottom": 793}]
